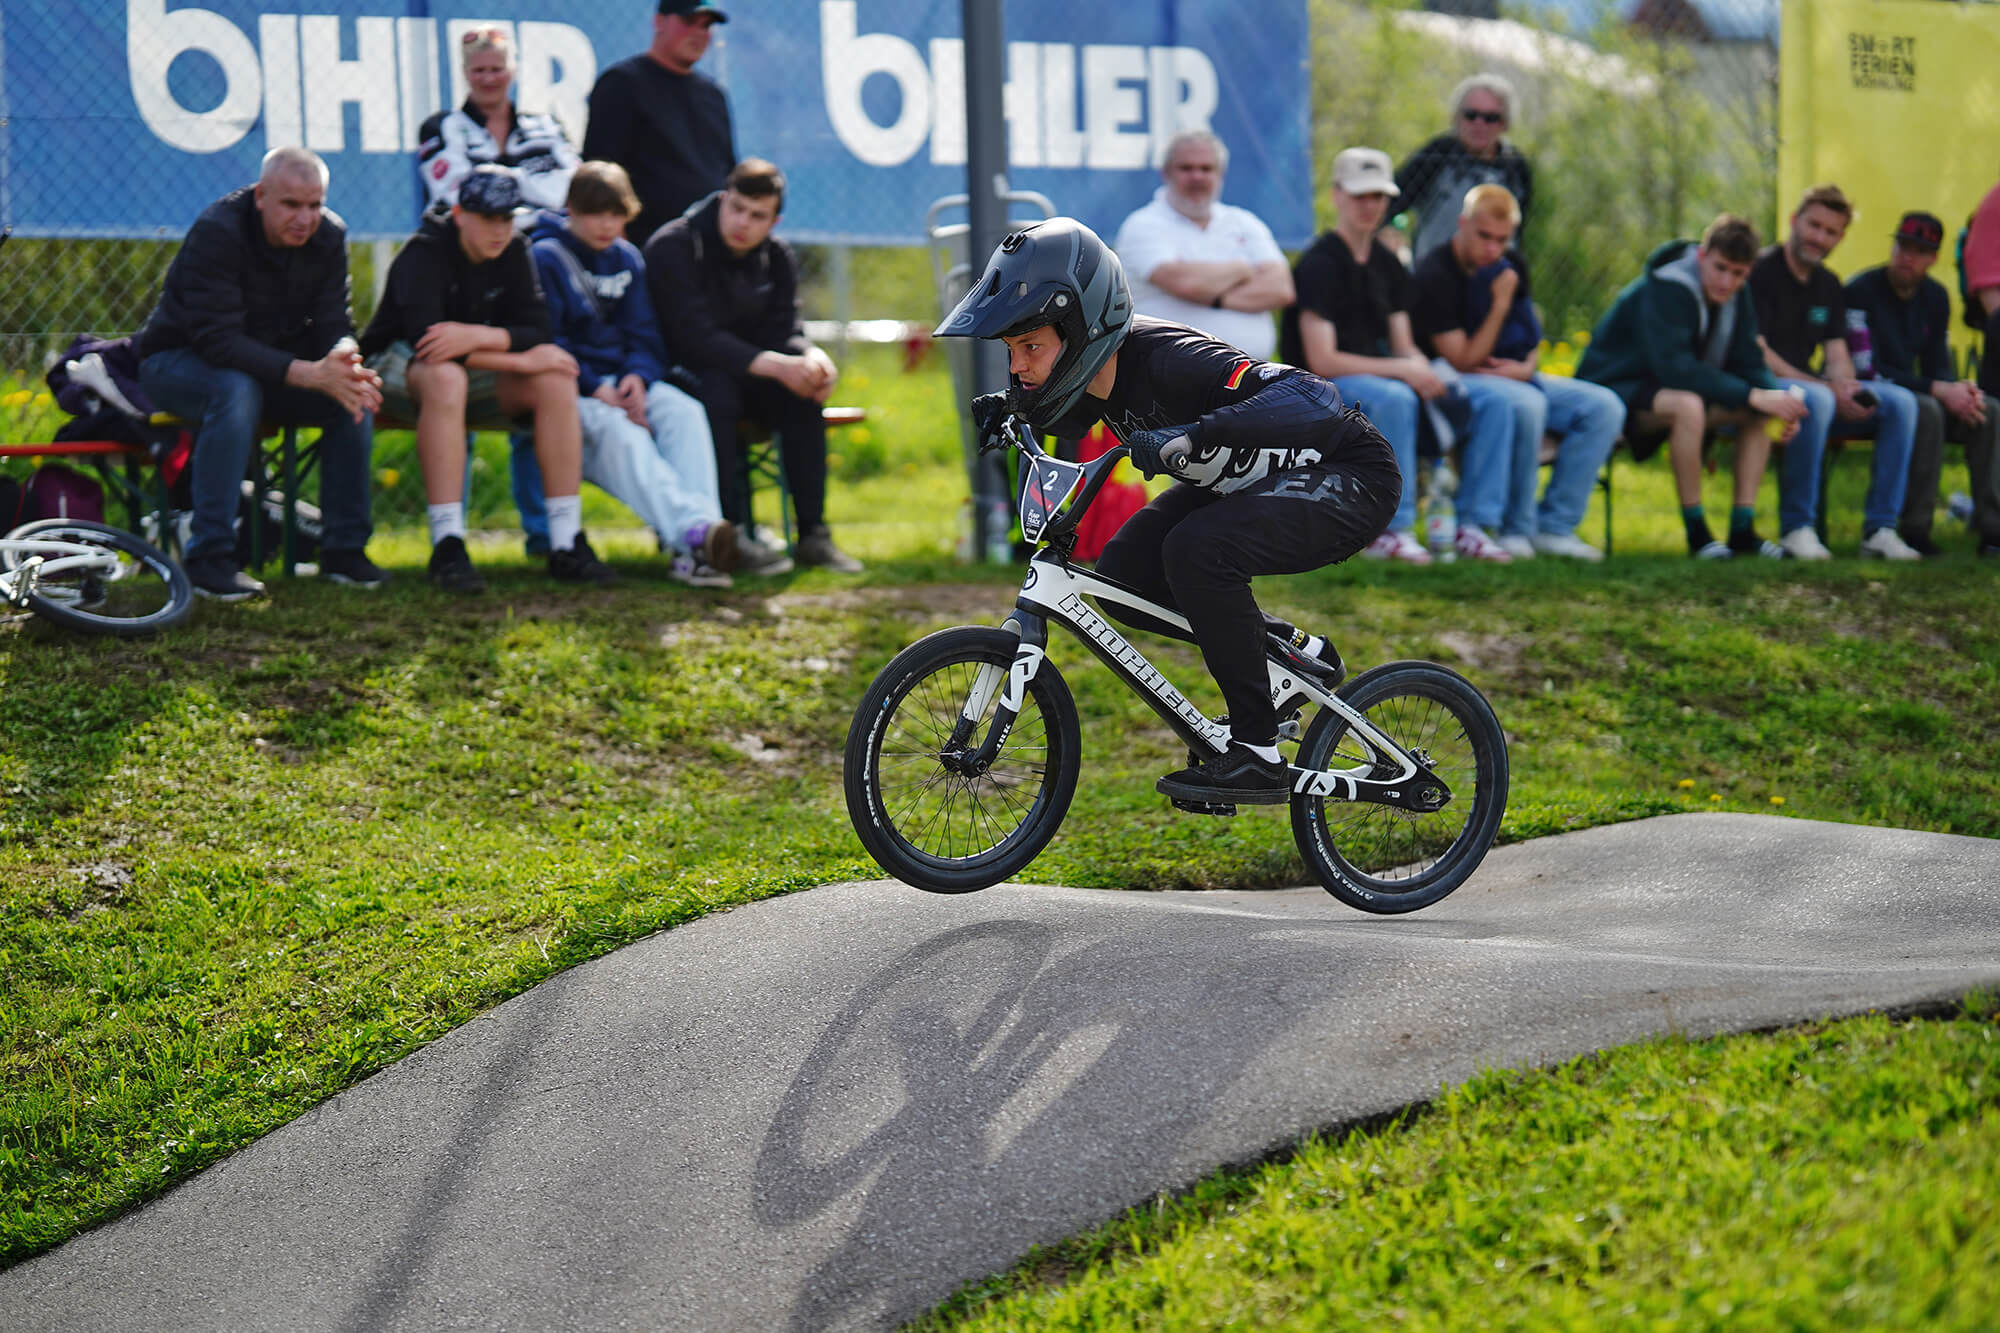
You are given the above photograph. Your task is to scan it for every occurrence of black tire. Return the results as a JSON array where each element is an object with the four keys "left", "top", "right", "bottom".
[
  {"left": 2, "top": 519, "right": 193, "bottom": 637},
  {"left": 845, "top": 625, "right": 1082, "bottom": 893},
  {"left": 1290, "top": 660, "right": 1508, "bottom": 914}
]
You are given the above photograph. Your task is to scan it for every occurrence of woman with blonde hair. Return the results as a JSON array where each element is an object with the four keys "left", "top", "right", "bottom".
[{"left": 416, "top": 24, "right": 580, "bottom": 218}]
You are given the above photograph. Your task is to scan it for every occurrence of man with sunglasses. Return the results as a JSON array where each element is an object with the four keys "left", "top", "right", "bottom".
[{"left": 1392, "top": 73, "right": 1533, "bottom": 263}]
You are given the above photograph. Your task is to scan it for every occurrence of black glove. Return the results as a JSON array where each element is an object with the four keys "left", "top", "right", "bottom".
[
  {"left": 1123, "top": 425, "right": 1195, "bottom": 478},
  {"left": 970, "top": 392, "right": 1011, "bottom": 454}
]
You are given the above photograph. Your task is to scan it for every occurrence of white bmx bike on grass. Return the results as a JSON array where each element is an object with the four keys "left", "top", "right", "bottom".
[
  {"left": 1, "top": 517, "right": 193, "bottom": 637},
  {"left": 842, "top": 417, "right": 1510, "bottom": 915}
]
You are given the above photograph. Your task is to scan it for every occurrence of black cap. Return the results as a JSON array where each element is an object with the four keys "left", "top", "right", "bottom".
[
  {"left": 1893, "top": 211, "right": 1944, "bottom": 253},
  {"left": 458, "top": 165, "right": 528, "bottom": 217},
  {"left": 659, "top": 0, "right": 728, "bottom": 20}
]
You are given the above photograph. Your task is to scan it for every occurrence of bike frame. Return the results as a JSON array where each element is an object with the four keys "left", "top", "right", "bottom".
[{"left": 950, "top": 424, "right": 1450, "bottom": 813}]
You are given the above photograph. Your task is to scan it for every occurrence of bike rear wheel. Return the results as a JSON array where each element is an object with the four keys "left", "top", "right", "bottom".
[
  {"left": 1290, "top": 660, "right": 1508, "bottom": 914},
  {"left": 845, "top": 626, "right": 1081, "bottom": 893},
  {"left": 1, "top": 519, "right": 193, "bottom": 637}
]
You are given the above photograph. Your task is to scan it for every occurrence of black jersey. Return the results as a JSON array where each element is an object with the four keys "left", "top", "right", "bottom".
[{"left": 1049, "top": 316, "right": 1378, "bottom": 494}]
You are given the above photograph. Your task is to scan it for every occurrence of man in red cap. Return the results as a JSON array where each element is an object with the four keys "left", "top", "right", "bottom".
[{"left": 1846, "top": 210, "right": 2000, "bottom": 556}]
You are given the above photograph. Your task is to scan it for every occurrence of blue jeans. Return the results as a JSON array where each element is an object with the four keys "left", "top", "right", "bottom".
[
  {"left": 1532, "top": 374, "right": 1624, "bottom": 535},
  {"left": 1827, "top": 379, "right": 1918, "bottom": 532},
  {"left": 1777, "top": 377, "right": 1834, "bottom": 534},
  {"left": 1330, "top": 374, "right": 1421, "bottom": 531},
  {"left": 139, "top": 347, "right": 373, "bottom": 561},
  {"left": 504, "top": 431, "right": 551, "bottom": 549},
  {"left": 1456, "top": 374, "right": 1543, "bottom": 533}
]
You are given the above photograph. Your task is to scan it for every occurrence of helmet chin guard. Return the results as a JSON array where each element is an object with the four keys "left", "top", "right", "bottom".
[{"left": 935, "top": 218, "right": 1132, "bottom": 431}]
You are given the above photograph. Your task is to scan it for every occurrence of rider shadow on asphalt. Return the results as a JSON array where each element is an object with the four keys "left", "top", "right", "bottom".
[{"left": 750, "top": 911, "right": 1397, "bottom": 1331}]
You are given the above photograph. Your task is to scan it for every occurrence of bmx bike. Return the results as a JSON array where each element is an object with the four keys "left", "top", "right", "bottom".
[
  {"left": 1, "top": 517, "right": 193, "bottom": 637},
  {"left": 843, "top": 417, "right": 1509, "bottom": 914}
]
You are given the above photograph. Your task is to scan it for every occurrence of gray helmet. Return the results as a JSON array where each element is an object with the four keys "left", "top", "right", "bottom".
[{"left": 934, "top": 218, "right": 1132, "bottom": 430}]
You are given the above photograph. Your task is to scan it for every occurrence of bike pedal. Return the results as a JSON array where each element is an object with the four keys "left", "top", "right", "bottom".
[{"left": 1169, "top": 797, "right": 1238, "bottom": 817}]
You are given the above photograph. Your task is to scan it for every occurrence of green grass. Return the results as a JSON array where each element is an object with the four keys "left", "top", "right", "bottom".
[
  {"left": 3, "top": 375, "right": 1998, "bottom": 1271},
  {"left": 917, "top": 1003, "right": 2000, "bottom": 1331}
]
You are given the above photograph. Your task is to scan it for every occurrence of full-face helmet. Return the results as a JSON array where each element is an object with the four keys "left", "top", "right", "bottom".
[{"left": 934, "top": 218, "right": 1132, "bottom": 430}]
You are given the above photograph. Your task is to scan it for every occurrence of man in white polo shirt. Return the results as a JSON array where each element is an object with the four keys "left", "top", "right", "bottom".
[{"left": 1112, "top": 129, "right": 1294, "bottom": 359}]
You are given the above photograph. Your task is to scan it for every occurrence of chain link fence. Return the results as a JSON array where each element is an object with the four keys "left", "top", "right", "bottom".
[{"left": 4, "top": 0, "right": 1782, "bottom": 527}]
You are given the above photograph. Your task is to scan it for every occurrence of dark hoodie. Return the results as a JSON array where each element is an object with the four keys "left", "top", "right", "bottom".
[
  {"left": 1575, "top": 239, "right": 1778, "bottom": 411},
  {"left": 642, "top": 191, "right": 810, "bottom": 380},
  {"left": 526, "top": 209, "right": 667, "bottom": 396},
  {"left": 358, "top": 212, "right": 550, "bottom": 359}
]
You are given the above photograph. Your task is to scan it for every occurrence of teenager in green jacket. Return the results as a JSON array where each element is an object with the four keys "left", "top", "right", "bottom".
[{"left": 1576, "top": 214, "right": 1810, "bottom": 559}]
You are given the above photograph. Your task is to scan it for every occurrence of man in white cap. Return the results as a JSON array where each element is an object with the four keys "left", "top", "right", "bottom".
[
  {"left": 1280, "top": 147, "right": 1447, "bottom": 564},
  {"left": 1113, "top": 129, "right": 1294, "bottom": 359}
]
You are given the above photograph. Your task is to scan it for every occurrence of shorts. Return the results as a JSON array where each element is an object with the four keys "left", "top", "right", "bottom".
[{"left": 367, "top": 340, "right": 524, "bottom": 430}]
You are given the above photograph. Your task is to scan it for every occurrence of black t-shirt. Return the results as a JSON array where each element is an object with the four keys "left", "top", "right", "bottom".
[
  {"left": 1844, "top": 265, "right": 1954, "bottom": 394},
  {"left": 1407, "top": 242, "right": 1533, "bottom": 358},
  {"left": 1278, "top": 231, "right": 1411, "bottom": 368},
  {"left": 1748, "top": 245, "right": 1846, "bottom": 373},
  {"left": 581, "top": 56, "right": 737, "bottom": 247}
]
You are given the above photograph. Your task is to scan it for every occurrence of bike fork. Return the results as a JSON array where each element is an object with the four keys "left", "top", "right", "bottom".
[{"left": 941, "top": 611, "right": 1047, "bottom": 776}]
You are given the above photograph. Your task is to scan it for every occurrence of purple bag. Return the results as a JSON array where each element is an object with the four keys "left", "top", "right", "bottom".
[{"left": 22, "top": 464, "right": 105, "bottom": 523}]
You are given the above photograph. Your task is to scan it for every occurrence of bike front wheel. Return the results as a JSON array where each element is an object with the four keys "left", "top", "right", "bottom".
[
  {"left": 1, "top": 519, "right": 193, "bottom": 637},
  {"left": 1290, "top": 660, "right": 1508, "bottom": 914},
  {"left": 844, "top": 625, "right": 1082, "bottom": 893}
]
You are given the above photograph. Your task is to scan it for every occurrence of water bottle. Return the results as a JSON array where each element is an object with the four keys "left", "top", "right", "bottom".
[
  {"left": 1766, "top": 383, "right": 1808, "bottom": 440},
  {"left": 1947, "top": 491, "right": 1974, "bottom": 525},
  {"left": 1424, "top": 464, "right": 1459, "bottom": 560},
  {"left": 983, "top": 498, "right": 1013, "bottom": 565}
]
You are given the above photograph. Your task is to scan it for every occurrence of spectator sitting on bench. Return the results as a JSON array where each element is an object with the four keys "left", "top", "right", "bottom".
[
  {"left": 136, "top": 145, "right": 384, "bottom": 600},
  {"left": 1575, "top": 214, "right": 1809, "bottom": 560},
  {"left": 359, "top": 165, "right": 615, "bottom": 594},
  {"left": 644, "top": 158, "right": 862, "bottom": 574},
  {"left": 525, "top": 161, "right": 739, "bottom": 587}
]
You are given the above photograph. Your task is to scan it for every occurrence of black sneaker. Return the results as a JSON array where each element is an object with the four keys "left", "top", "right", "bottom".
[
  {"left": 1981, "top": 543, "right": 2000, "bottom": 559},
  {"left": 548, "top": 531, "right": 617, "bottom": 585},
  {"left": 1272, "top": 629, "right": 1346, "bottom": 688},
  {"left": 184, "top": 551, "right": 265, "bottom": 602},
  {"left": 319, "top": 548, "right": 389, "bottom": 588},
  {"left": 794, "top": 524, "right": 864, "bottom": 573},
  {"left": 1156, "top": 743, "right": 1291, "bottom": 806},
  {"left": 1898, "top": 529, "right": 1942, "bottom": 558},
  {"left": 427, "top": 535, "right": 486, "bottom": 594}
]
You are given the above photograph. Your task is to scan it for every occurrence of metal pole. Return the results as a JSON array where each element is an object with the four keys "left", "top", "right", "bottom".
[{"left": 962, "top": 0, "right": 1013, "bottom": 562}]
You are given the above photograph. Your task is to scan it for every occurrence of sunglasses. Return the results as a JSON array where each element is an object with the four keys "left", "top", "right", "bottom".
[{"left": 1460, "top": 109, "right": 1505, "bottom": 124}]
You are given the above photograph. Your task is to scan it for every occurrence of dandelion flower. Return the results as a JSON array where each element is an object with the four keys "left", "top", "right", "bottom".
[
  {"left": 1769, "top": 795, "right": 1786, "bottom": 806},
  {"left": 1677, "top": 778, "right": 1695, "bottom": 790},
  {"left": 1709, "top": 793, "right": 1723, "bottom": 803},
  {"left": 377, "top": 467, "right": 400, "bottom": 488}
]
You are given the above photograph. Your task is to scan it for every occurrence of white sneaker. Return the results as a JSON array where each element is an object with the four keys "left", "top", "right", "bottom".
[
  {"left": 1858, "top": 526, "right": 1922, "bottom": 561},
  {"left": 1779, "top": 526, "right": 1834, "bottom": 561},
  {"left": 667, "top": 553, "right": 734, "bottom": 588},
  {"left": 1384, "top": 529, "right": 1433, "bottom": 566},
  {"left": 1454, "top": 524, "right": 1513, "bottom": 563},
  {"left": 1497, "top": 534, "right": 1537, "bottom": 560},
  {"left": 1360, "top": 532, "right": 1398, "bottom": 560},
  {"left": 1530, "top": 531, "right": 1605, "bottom": 563}
]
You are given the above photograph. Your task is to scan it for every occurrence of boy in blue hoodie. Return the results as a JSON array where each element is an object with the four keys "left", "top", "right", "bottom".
[
  {"left": 526, "top": 161, "right": 738, "bottom": 585},
  {"left": 1576, "top": 214, "right": 1811, "bottom": 559}
]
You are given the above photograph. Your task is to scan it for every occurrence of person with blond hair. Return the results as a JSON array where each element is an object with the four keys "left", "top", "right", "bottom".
[
  {"left": 417, "top": 23, "right": 580, "bottom": 218},
  {"left": 1409, "top": 184, "right": 1623, "bottom": 562}
]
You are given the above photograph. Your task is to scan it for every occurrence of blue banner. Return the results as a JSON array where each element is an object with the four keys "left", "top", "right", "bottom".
[{"left": 0, "top": 0, "right": 1310, "bottom": 245}]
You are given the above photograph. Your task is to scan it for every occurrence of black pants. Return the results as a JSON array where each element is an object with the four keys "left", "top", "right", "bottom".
[
  {"left": 1095, "top": 432, "right": 1399, "bottom": 746},
  {"left": 691, "top": 368, "right": 828, "bottom": 531}
]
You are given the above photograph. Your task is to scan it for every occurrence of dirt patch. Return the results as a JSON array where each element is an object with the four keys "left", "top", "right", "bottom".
[
  {"left": 1431, "top": 630, "right": 1529, "bottom": 678},
  {"left": 767, "top": 583, "right": 1004, "bottom": 624}
]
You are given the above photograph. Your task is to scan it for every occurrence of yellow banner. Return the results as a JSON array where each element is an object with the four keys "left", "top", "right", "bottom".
[{"left": 1780, "top": 0, "right": 2000, "bottom": 369}]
